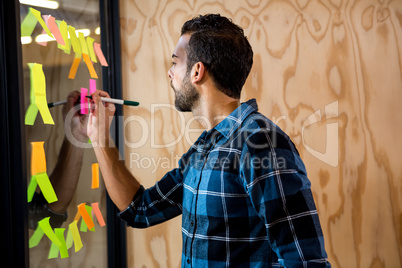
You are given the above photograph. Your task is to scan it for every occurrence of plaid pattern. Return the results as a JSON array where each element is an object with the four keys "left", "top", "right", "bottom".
[{"left": 119, "top": 99, "right": 330, "bottom": 267}]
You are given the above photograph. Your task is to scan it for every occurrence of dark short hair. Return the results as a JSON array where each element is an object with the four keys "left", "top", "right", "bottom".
[{"left": 181, "top": 14, "right": 253, "bottom": 99}]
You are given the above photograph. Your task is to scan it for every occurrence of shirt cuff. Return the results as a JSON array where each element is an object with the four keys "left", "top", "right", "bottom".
[{"left": 118, "top": 186, "right": 145, "bottom": 225}]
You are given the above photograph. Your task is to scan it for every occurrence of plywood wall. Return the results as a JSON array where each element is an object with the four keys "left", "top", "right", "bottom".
[{"left": 119, "top": 0, "right": 402, "bottom": 267}]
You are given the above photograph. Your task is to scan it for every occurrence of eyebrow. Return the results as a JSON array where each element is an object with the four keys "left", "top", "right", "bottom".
[{"left": 172, "top": 54, "right": 178, "bottom": 59}]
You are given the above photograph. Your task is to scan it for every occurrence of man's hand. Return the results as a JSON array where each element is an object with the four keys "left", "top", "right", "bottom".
[
  {"left": 87, "top": 90, "right": 116, "bottom": 146},
  {"left": 62, "top": 91, "right": 89, "bottom": 144}
]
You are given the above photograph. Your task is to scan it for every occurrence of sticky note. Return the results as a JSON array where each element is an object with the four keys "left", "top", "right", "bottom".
[
  {"left": 47, "top": 16, "right": 65, "bottom": 45},
  {"left": 54, "top": 228, "right": 68, "bottom": 258},
  {"left": 27, "top": 175, "right": 38, "bottom": 202},
  {"left": 78, "top": 32, "right": 89, "bottom": 55},
  {"left": 81, "top": 88, "right": 88, "bottom": 114},
  {"left": 37, "top": 15, "right": 50, "bottom": 46},
  {"left": 92, "top": 202, "right": 105, "bottom": 227},
  {"left": 74, "top": 210, "right": 81, "bottom": 221},
  {"left": 80, "top": 216, "right": 88, "bottom": 232},
  {"left": 89, "top": 79, "right": 97, "bottom": 95},
  {"left": 69, "top": 220, "right": 83, "bottom": 252},
  {"left": 30, "top": 8, "right": 53, "bottom": 37},
  {"left": 29, "top": 225, "right": 44, "bottom": 248},
  {"left": 21, "top": 8, "right": 37, "bottom": 36},
  {"left": 78, "top": 203, "right": 94, "bottom": 230},
  {"left": 83, "top": 53, "right": 98, "bottom": 78},
  {"left": 56, "top": 20, "right": 70, "bottom": 54},
  {"left": 68, "top": 57, "right": 81, "bottom": 79},
  {"left": 25, "top": 63, "right": 55, "bottom": 125},
  {"left": 38, "top": 217, "right": 62, "bottom": 247},
  {"left": 86, "top": 205, "right": 95, "bottom": 232},
  {"left": 86, "top": 37, "right": 97, "bottom": 63},
  {"left": 91, "top": 163, "right": 99, "bottom": 188},
  {"left": 48, "top": 240, "right": 59, "bottom": 259},
  {"left": 66, "top": 228, "right": 73, "bottom": 249},
  {"left": 68, "top": 26, "right": 81, "bottom": 58},
  {"left": 31, "top": 141, "right": 47, "bottom": 175},
  {"left": 94, "top": 42, "right": 108, "bottom": 66},
  {"left": 36, "top": 172, "right": 58, "bottom": 203}
]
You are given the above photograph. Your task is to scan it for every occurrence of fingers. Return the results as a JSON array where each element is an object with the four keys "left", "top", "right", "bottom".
[{"left": 90, "top": 90, "right": 115, "bottom": 114}]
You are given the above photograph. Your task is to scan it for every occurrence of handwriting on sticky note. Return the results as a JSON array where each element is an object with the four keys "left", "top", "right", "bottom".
[
  {"left": 92, "top": 202, "right": 106, "bottom": 227},
  {"left": 94, "top": 42, "right": 108, "bottom": 66},
  {"left": 78, "top": 203, "right": 94, "bottom": 230},
  {"left": 91, "top": 163, "right": 99, "bottom": 189}
]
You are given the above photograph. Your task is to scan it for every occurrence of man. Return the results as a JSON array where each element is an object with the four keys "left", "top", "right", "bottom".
[
  {"left": 88, "top": 14, "right": 330, "bottom": 267},
  {"left": 29, "top": 91, "right": 88, "bottom": 229}
]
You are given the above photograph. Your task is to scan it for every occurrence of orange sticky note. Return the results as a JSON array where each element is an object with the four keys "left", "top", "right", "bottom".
[
  {"left": 83, "top": 53, "right": 98, "bottom": 78},
  {"left": 74, "top": 210, "right": 81, "bottom": 221},
  {"left": 91, "top": 163, "right": 99, "bottom": 189},
  {"left": 31, "top": 141, "right": 47, "bottom": 174},
  {"left": 77, "top": 203, "right": 94, "bottom": 230},
  {"left": 68, "top": 57, "right": 81, "bottom": 79},
  {"left": 94, "top": 42, "right": 108, "bottom": 66},
  {"left": 92, "top": 202, "right": 105, "bottom": 227}
]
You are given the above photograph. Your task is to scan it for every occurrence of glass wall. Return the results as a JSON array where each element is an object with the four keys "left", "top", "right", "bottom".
[{"left": 19, "top": 0, "right": 108, "bottom": 267}]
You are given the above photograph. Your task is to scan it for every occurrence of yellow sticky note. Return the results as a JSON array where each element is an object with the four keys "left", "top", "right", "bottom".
[
  {"left": 69, "top": 220, "right": 83, "bottom": 252},
  {"left": 68, "top": 26, "right": 81, "bottom": 58},
  {"left": 25, "top": 63, "right": 54, "bottom": 125},
  {"left": 38, "top": 217, "right": 62, "bottom": 247},
  {"left": 91, "top": 163, "right": 99, "bottom": 189},
  {"left": 30, "top": 8, "right": 53, "bottom": 37},
  {"left": 83, "top": 53, "right": 98, "bottom": 78},
  {"left": 57, "top": 20, "right": 70, "bottom": 54},
  {"left": 78, "top": 32, "right": 88, "bottom": 55},
  {"left": 31, "top": 141, "right": 47, "bottom": 174},
  {"left": 36, "top": 172, "right": 58, "bottom": 203},
  {"left": 78, "top": 203, "right": 94, "bottom": 230},
  {"left": 86, "top": 37, "right": 97, "bottom": 63}
]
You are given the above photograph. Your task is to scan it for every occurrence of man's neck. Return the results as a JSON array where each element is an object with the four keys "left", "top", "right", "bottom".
[{"left": 192, "top": 92, "right": 240, "bottom": 130}]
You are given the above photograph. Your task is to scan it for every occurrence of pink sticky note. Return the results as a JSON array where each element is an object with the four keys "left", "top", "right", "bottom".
[
  {"left": 94, "top": 42, "right": 108, "bottom": 67},
  {"left": 92, "top": 202, "right": 106, "bottom": 227},
  {"left": 81, "top": 88, "right": 88, "bottom": 114},
  {"left": 47, "top": 16, "right": 65, "bottom": 46},
  {"left": 89, "top": 79, "right": 97, "bottom": 94}
]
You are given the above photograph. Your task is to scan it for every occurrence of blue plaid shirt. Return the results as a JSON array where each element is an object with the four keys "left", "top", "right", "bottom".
[{"left": 119, "top": 99, "right": 330, "bottom": 267}]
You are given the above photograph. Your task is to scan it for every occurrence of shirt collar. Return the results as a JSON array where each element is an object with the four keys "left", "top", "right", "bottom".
[{"left": 212, "top": 98, "right": 258, "bottom": 139}]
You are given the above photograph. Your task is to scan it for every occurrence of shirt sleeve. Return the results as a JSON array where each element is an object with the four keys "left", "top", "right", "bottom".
[
  {"left": 239, "top": 128, "right": 331, "bottom": 267},
  {"left": 118, "top": 162, "right": 185, "bottom": 228}
]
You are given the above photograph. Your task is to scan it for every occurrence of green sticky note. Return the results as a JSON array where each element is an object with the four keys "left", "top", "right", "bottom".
[
  {"left": 69, "top": 220, "right": 83, "bottom": 252},
  {"left": 78, "top": 32, "right": 88, "bottom": 55},
  {"left": 27, "top": 175, "right": 37, "bottom": 202},
  {"left": 79, "top": 216, "right": 87, "bottom": 232},
  {"left": 66, "top": 228, "right": 73, "bottom": 249},
  {"left": 30, "top": 8, "right": 53, "bottom": 37},
  {"left": 86, "top": 36, "right": 97, "bottom": 62},
  {"left": 29, "top": 225, "right": 44, "bottom": 248},
  {"left": 21, "top": 9, "right": 37, "bottom": 37},
  {"left": 68, "top": 26, "right": 81, "bottom": 58},
  {"left": 48, "top": 241, "right": 59, "bottom": 259},
  {"left": 38, "top": 217, "right": 61, "bottom": 247},
  {"left": 25, "top": 63, "right": 38, "bottom": 125},
  {"left": 54, "top": 228, "right": 68, "bottom": 258},
  {"left": 86, "top": 205, "right": 95, "bottom": 232},
  {"left": 35, "top": 172, "right": 58, "bottom": 203}
]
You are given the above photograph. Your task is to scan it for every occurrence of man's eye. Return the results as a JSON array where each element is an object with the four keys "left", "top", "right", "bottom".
[{"left": 172, "top": 62, "right": 176, "bottom": 66}]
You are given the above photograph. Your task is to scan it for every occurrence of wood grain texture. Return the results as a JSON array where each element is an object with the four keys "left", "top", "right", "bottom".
[{"left": 120, "top": 0, "right": 402, "bottom": 267}]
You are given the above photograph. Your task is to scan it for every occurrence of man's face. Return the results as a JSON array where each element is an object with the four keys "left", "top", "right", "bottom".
[{"left": 168, "top": 34, "right": 199, "bottom": 112}]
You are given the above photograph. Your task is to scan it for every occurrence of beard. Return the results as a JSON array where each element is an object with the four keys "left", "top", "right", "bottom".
[{"left": 172, "top": 72, "right": 200, "bottom": 112}]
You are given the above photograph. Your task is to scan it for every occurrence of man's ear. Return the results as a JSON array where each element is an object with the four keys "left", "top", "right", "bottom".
[{"left": 191, "top": 61, "right": 205, "bottom": 84}]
